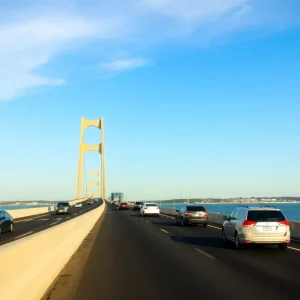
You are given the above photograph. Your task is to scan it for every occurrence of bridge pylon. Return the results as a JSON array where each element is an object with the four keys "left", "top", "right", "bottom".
[
  {"left": 76, "top": 117, "right": 106, "bottom": 200},
  {"left": 88, "top": 170, "right": 100, "bottom": 198}
]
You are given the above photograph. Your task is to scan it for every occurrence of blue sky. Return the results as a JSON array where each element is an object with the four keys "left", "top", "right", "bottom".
[{"left": 1, "top": 0, "right": 300, "bottom": 201}]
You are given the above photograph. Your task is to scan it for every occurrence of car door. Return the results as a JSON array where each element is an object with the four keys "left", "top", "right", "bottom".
[
  {"left": 0, "top": 211, "right": 8, "bottom": 231},
  {"left": 224, "top": 209, "right": 236, "bottom": 239},
  {"left": 230, "top": 209, "right": 241, "bottom": 236},
  {"left": 4, "top": 212, "right": 11, "bottom": 230}
]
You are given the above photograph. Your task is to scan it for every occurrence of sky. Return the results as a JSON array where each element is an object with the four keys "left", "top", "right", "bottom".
[{"left": 1, "top": 0, "right": 300, "bottom": 201}]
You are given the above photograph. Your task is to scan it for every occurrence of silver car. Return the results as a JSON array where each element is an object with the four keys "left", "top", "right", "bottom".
[{"left": 222, "top": 206, "right": 290, "bottom": 250}]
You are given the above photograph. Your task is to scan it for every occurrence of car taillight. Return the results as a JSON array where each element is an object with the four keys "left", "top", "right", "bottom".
[
  {"left": 204, "top": 212, "right": 208, "bottom": 216},
  {"left": 279, "top": 220, "right": 289, "bottom": 226},
  {"left": 144, "top": 207, "right": 148, "bottom": 209},
  {"left": 184, "top": 211, "right": 191, "bottom": 216},
  {"left": 242, "top": 220, "right": 257, "bottom": 227}
]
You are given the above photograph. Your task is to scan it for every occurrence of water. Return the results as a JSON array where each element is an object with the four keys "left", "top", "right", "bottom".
[
  {"left": 161, "top": 203, "right": 300, "bottom": 221},
  {"left": 0, "top": 204, "right": 51, "bottom": 211}
]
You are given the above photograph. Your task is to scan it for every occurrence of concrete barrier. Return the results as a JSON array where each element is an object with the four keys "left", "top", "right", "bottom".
[
  {"left": 159, "top": 207, "right": 300, "bottom": 241},
  {"left": 5, "top": 198, "right": 88, "bottom": 220},
  {"left": 7, "top": 206, "right": 55, "bottom": 219},
  {"left": 0, "top": 201, "right": 105, "bottom": 300}
]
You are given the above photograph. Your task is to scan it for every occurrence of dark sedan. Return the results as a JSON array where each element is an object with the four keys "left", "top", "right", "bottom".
[
  {"left": 0, "top": 210, "right": 14, "bottom": 234},
  {"left": 133, "top": 201, "right": 144, "bottom": 211},
  {"left": 175, "top": 205, "right": 208, "bottom": 227},
  {"left": 56, "top": 202, "right": 72, "bottom": 215}
]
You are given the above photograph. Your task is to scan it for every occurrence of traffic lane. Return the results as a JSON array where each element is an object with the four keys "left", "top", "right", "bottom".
[
  {"left": 62, "top": 207, "right": 285, "bottom": 300},
  {"left": 0, "top": 201, "right": 102, "bottom": 246},
  {"left": 141, "top": 213, "right": 300, "bottom": 298}
]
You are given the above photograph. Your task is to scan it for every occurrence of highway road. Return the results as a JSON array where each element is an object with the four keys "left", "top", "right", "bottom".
[
  {"left": 0, "top": 200, "right": 102, "bottom": 246},
  {"left": 43, "top": 205, "right": 300, "bottom": 300}
]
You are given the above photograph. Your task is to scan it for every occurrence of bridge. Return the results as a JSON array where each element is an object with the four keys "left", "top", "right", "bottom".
[{"left": 1, "top": 118, "right": 300, "bottom": 300}]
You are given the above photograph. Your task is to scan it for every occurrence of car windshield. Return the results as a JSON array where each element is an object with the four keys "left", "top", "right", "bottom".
[
  {"left": 247, "top": 210, "right": 285, "bottom": 222},
  {"left": 57, "top": 203, "right": 68, "bottom": 207},
  {"left": 136, "top": 202, "right": 143, "bottom": 205},
  {"left": 186, "top": 206, "right": 205, "bottom": 212},
  {"left": 146, "top": 204, "right": 157, "bottom": 207}
]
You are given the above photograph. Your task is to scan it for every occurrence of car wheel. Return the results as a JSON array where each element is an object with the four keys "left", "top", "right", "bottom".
[
  {"left": 203, "top": 222, "right": 208, "bottom": 227},
  {"left": 157, "top": 214, "right": 160, "bottom": 218},
  {"left": 0, "top": 226, "right": 2, "bottom": 234},
  {"left": 8, "top": 223, "right": 13, "bottom": 233},
  {"left": 278, "top": 243, "right": 288, "bottom": 251},
  {"left": 235, "top": 233, "right": 242, "bottom": 249}
]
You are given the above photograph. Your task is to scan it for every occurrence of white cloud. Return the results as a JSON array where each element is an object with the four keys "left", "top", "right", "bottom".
[
  {"left": 0, "top": 0, "right": 299, "bottom": 101},
  {"left": 101, "top": 58, "right": 151, "bottom": 72}
]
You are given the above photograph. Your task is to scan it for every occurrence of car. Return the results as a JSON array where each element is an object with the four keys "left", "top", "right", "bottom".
[
  {"left": 119, "top": 202, "right": 128, "bottom": 210},
  {"left": 87, "top": 199, "right": 94, "bottom": 205},
  {"left": 175, "top": 205, "right": 208, "bottom": 227},
  {"left": 0, "top": 210, "right": 14, "bottom": 234},
  {"left": 222, "top": 206, "right": 290, "bottom": 250},
  {"left": 140, "top": 203, "right": 160, "bottom": 217},
  {"left": 133, "top": 201, "right": 144, "bottom": 211},
  {"left": 56, "top": 202, "right": 72, "bottom": 215},
  {"left": 75, "top": 203, "right": 83, "bottom": 208}
]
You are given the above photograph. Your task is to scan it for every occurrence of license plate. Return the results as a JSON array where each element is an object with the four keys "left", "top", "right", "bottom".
[
  {"left": 263, "top": 227, "right": 273, "bottom": 231},
  {"left": 195, "top": 214, "right": 200, "bottom": 217}
]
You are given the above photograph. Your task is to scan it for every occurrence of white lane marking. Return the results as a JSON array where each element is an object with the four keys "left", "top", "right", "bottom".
[
  {"left": 66, "top": 217, "right": 70, "bottom": 220},
  {"left": 160, "top": 229, "right": 169, "bottom": 234},
  {"left": 195, "top": 248, "right": 216, "bottom": 260},
  {"left": 50, "top": 221, "right": 60, "bottom": 226},
  {"left": 146, "top": 221, "right": 149, "bottom": 223},
  {"left": 288, "top": 246, "right": 300, "bottom": 252},
  {"left": 160, "top": 214, "right": 175, "bottom": 219},
  {"left": 141, "top": 218, "right": 143, "bottom": 220},
  {"left": 14, "top": 231, "right": 33, "bottom": 239},
  {"left": 208, "top": 225, "right": 222, "bottom": 230},
  {"left": 37, "top": 218, "right": 49, "bottom": 221},
  {"left": 56, "top": 218, "right": 62, "bottom": 220},
  {"left": 74, "top": 213, "right": 78, "bottom": 216}
]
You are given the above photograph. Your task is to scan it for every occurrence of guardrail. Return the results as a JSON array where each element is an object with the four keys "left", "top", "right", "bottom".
[
  {"left": 0, "top": 200, "right": 105, "bottom": 300},
  {"left": 159, "top": 207, "right": 300, "bottom": 241}
]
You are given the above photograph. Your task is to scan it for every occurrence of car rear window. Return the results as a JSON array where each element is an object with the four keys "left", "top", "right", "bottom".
[
  {"left": 121, "top": 203, "right": 128, "bottom": 205},
  {"left": 58, "top": 203, "right": 68, "bottom": 206},
  {"left": 247, "top": 210, "right": 285, "bottom": 222},
  {"left": 135, "top": 202, "right": 143, "bottom": 205},
  {"left": 187, "top": 206, "right": 206, "bottom": 212},
  {"left": 146, "top": 204, "right": 157, "bottom": 207}
]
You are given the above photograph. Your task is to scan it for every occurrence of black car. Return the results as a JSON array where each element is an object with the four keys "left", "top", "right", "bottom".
[
  {"left": 133, "top": 201, "right": 144, "bottom": 211},
  {"left": 0, "top": 210, "right": 14, "bottom": 234},
  {"left": 175, "top": 205, "right": 208, "bottom": 227},
  {"left": 56, "top": 202, "right": 72, "bottom": 215}
]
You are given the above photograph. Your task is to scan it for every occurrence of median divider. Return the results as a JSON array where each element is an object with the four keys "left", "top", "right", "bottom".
[{"left": 0, "top": 201, "right": 105, "bottom": 300}]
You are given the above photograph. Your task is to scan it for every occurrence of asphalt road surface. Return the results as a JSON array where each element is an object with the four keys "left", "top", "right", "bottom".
[
  {"left": 43, "top": 205, "right": 300, "bottom": 300},
  {"left": 0, "top": 200, "right": 102, "bottom": 246}
]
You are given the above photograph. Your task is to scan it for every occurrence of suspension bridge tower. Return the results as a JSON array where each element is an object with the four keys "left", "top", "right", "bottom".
[{"left": 76, "top": 117, "right": 106, "bottom": 200}]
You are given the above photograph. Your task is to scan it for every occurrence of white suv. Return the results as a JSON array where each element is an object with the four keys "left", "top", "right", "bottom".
[
  {"left": 140, "top": 203, "right": 160, "bottom": 217},
  {"left": 222, "top": 206, "right": 290, "bottom": 250}
]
